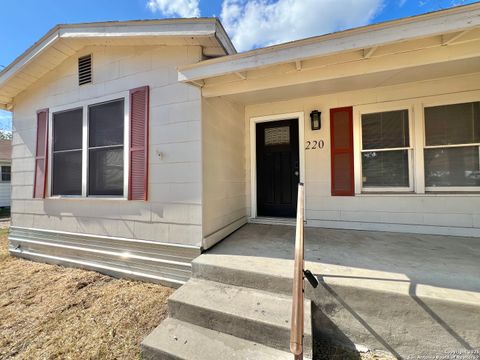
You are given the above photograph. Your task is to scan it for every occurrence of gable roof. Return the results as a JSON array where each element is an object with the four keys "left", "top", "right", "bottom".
[
  {"left": 0, "top": 18, "right": 236, "bottom": 110},
  {"left": 178, "top": 2, "right": 480, "bottom": 84}
]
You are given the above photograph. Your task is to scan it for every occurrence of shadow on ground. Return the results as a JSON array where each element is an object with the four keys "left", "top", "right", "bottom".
[{"left": 312, "top": 300, "right": 361, "bottom": 360}]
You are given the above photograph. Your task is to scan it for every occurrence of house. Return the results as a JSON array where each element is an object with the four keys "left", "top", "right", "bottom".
[
  {"left": 1, "top": 3, "right": 480, "bottom": 358},
  {"left": 0, "top": 139, "right": 12, "bottom": 207}
]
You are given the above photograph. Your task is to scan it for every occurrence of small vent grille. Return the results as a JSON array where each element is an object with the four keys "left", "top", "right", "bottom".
[{"left": 78, "top": 55, "right": 92, "bottom": 85}]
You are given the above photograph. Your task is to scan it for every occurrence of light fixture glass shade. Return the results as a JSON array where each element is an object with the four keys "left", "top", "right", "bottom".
[{"left": 310, "top": 110, "right": 321, "bottom": 130}]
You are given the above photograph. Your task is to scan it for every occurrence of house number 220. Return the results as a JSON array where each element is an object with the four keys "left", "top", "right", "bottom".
[{"left": 305, "top": 140, "right": 324, "bottom": 150}]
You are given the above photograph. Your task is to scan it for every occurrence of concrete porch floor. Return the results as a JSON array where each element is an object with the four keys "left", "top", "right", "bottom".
[
  {"left": 195, "top": 223, "right": 480, "bottom": 357},
  {"left": 201, "top": 223, "right": 480, "bottom": 303}
]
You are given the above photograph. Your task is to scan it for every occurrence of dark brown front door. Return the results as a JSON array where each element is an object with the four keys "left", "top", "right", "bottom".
[{"left": 256, "top": 119, "right": 299, "bottom": 218}]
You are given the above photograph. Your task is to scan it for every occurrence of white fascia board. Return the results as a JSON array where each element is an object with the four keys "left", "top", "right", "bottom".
[
  {"left": 59, "top": 21, "right": 217, "bottom": 39},
  {"left": 213, "top": 20, "right": 237, "bottom": 55},
  {"left": 178, "top": 4, "right": 480, "bottom": 82}
]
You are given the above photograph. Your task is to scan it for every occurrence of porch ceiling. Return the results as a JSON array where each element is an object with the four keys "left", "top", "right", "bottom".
[
  {"left": 195, "top": 29, "right": 480, "bottom": 104},
  {"left": 220, "top": 56, "right": 480, "bottom": 105}
]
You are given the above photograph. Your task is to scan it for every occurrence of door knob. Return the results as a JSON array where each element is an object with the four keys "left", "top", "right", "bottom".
[{"left": 294, "top": 171, "right": 299, "bottom": 176}]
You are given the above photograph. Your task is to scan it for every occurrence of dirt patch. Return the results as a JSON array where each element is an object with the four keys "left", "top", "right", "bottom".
[
  {"left": 0, "top": 228, "right": 173, "bottom": 360},
  {"left": 314, "top": 339, "right": 395, "bottom": 360}
]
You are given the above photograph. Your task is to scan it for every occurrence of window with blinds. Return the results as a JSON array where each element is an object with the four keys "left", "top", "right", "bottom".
[
  {"left": 424, "top": 101, "right": 480, "bottom": 189},
  {"left": 361, "top": 109, "right": 412, "bottom": 190}
]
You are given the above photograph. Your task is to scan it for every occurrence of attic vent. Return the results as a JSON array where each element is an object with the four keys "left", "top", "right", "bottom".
[{"left": 78, "top": 55, "right": 92, "bottom": 85}]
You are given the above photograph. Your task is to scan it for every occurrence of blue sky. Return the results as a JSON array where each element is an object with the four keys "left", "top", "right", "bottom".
[{"left": 0, "top": 0, "right": 477, "bottom": 129}]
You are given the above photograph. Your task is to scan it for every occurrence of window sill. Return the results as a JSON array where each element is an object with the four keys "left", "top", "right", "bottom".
[
  {"left": 357, "top": 192, "right": 480, "bottom": 197},
  {"left": 426, "top": 191, "right": 480, "bottom": 195},
  {"left": 359, "top": 191, "right": 414, "bottom": 196},
  {"left": 47, "top": 196, "right": 128, "bottom": 201}
]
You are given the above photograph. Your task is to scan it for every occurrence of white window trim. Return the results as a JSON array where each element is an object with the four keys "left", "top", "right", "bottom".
[
  {"left": 421, "top": 95, "right": 480, "bottom": 193},
  {"left": 47, "top": 91, "right": 130, "bottom": 199},
  {"left": 354, "top": 103, "right": 415, "bottom": 193}
]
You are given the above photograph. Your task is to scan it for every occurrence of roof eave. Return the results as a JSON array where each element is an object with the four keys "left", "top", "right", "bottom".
[
  {"left": 213, "top": 18, "right": 237, "bottom": 56},
  {"left": 0, "top": 18, "right": 236, "bottom": 101},
  {"left": 178, "top": 2, "right": 480, "bottom": 83}
]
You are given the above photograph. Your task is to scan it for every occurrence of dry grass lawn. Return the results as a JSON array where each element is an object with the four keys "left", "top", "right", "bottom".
[{"left": 0, "top": 228, "right": 173, "bottom": 360}]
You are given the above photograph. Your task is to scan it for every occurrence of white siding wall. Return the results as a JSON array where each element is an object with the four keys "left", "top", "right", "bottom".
[
  {"left": 12, "top": 45, "right": 204, "bottom": 246},
  {"left": 0, "top": 161, "right": 11, "bottom": 207},
  {"left": 245, "top": 72, "right": 480, "bottom": 237},
  {"left": 0, "top": 183, "right": 11, "bottom": 207},
  {"left": 0, "top": 183, "right": 10, "bottom": 209},
  {"left": 202, "top": 97, "right": 246, "bottom": 248}
]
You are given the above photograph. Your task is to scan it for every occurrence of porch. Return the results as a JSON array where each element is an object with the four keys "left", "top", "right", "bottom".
[{"left": 194, "top": 223, "right": 480, "bottom": 358}]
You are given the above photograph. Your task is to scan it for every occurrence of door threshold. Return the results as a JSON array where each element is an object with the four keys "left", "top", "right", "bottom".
[{"left": 248, "top": 217, "right": 296, "bottom": 226}]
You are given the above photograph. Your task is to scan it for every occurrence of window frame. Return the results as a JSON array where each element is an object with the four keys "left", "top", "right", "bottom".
[
  {"left": 422, "top": 100, "right": 480, "bottom": 192},
  {"left": 355, "top": 104, "right": 415, "bottom": 193},
  {"left": 1, "top": 165, "right": 11, "bottom": 182},
  {"left": 51, "top": 106, "right": 83, "bottom": 196},
  {"left": 47, "top": 92, "right": 130, "bottom": 199}
]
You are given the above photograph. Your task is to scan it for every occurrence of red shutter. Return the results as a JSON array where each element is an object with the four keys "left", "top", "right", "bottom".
[
  {"left": 129, "top": 86, "right": 149, "bottom": 200},
  {"left": 33, "top": 109, "right": 49, "bottom": 198},
  {"left": 330, "top": 107, "right": 354, "bottom": 196}
]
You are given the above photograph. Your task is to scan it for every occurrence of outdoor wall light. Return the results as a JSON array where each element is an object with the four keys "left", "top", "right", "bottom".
[{"left": 310, "top": 110, "right": 321, "bottom": 130}]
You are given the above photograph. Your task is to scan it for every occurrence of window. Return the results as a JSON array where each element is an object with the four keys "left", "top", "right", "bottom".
[
  {"left": 424, "top": 101, "right": 480, "bottom": 189},
  {"left": 1, "top": 166, "right": 10, "bottom": 182},
  {"left": 360, "top": 110, "right": 411, "bottom": 190},
  {"left": 88, "top": 100, "right": 124, "bottom": 196},
  {"left": 52, "top": 108, "right": 83, "bottom": 195},
  {"left": 264, "top": 126, "right": 290, "bottom": 145},
  {"left": 50, "top": 99, "right": 125, "bottom": 197}
]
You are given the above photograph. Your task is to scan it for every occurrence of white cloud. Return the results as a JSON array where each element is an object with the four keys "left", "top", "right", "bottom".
[
  {"left": 147, "top": 0, "right": 200, "bottom": 18},
  {"left": 221, "top": 0, "right": 384, "bottom": 52}
]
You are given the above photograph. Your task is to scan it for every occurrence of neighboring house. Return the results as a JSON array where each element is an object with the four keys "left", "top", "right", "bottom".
[
  {"left": 0, "top": 4, "right": 479, "bottom": 288},
  {"left": 0, "top": 139, "right": 12, "bottom": 207}
]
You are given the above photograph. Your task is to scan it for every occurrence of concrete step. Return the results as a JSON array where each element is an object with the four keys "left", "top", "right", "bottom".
[
  {"left": 168, "top": 278, "right": 312, "bottom": 357},
  {"left": 192, "top": 252, "right": 480, "bottom": 358},
  {"left": 142, "top": 318, "right": 297, "bottom": 360},
  {"left": 192, "top": 254, "right": 295, "bottom": 296}
]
